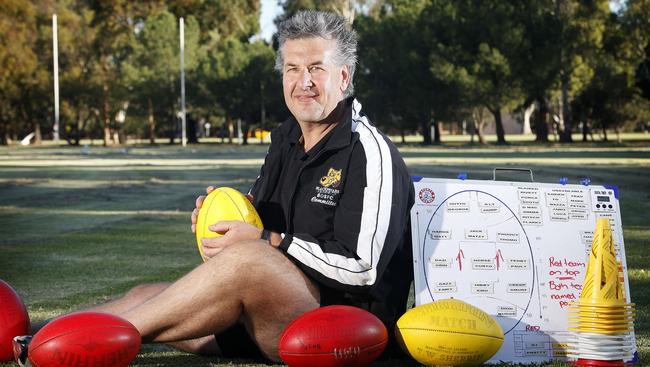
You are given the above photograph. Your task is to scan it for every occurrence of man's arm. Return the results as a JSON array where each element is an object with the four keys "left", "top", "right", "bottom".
[{"left": 275, "top": 130, "right": 412, "bottom": 293}]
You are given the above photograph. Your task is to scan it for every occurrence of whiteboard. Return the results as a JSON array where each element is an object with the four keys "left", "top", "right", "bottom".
[{"left": 410, "top": 177, "right": 636, "bottom": 364}]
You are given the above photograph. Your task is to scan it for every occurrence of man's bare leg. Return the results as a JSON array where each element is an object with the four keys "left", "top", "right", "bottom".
[
  {"left": 89, "top": 283, "right": 170, "bottom": 314},
  {"left": 86, "top": 283, "right": 221, "bottom": 355},
  {"left": 31, "top": 283, "right": 221, "bottom": 355},
  {"left": 119, "top": 240, "right": 320, "bottom": 360},
  {"left": 29, "top": 283, "right": 170, "bottom": 335}
]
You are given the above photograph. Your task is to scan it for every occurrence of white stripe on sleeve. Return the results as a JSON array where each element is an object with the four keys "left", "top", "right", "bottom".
[{"left": 284, "top": 99, "right": 394, "bottom": 287}]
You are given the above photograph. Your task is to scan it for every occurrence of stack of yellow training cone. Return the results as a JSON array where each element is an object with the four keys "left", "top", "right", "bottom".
[{"left": 567, "top": 218, "right": 635, "bottom": 367}]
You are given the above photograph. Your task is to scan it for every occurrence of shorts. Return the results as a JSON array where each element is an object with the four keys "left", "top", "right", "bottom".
[{"left": 214, "top": 285, "right": 371, "bottom": 360}]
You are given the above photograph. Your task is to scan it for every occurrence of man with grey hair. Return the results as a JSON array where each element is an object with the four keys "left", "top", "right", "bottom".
[{"left": 17, "top": 10, "right": 413, "bottom": 363}]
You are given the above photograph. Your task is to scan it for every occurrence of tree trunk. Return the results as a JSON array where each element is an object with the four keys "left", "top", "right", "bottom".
[
  {"left": 187, "top": 116, "right": 198, "bottom": 144},
  {"left": 21, "top": 106, "right": 40, "bottom": 145},
  {"left": 102, "top": 81, "right": 111, "bottom": 146},
  {"left": 560, "top": 76, "right": 572, "bottom": 142},
  {"left": 420, "top": 119, "right": 432, "bottom": 145},
  {"left": 79, "top": 111, "right": 92, "bottom": 146},
  {"left": 472, "top": 108, "right": 487, "bottom": 145},
  {"left": 476, "top": 122, "right": 486, "bottom": 145},
  {"left": 1, "top": 116, "right": 14, "bottom": 144},
  {"left": 33, "top": 121, "right": 42, "bottom": 145},
  {"left": 490, "top": 107, "right": 507, "bottom": 144},
  {"left": 241, "top": 119, "right": 249, "bottom": 145},
  {"left": 433, "top": 120, "right": 441, "bottom": 145},
  {"left": 400, "top": 129, "right": 406, "bottom": 144},
  {"left": 523, "top": 103, "right": 534, "bottom": 135},
  {"left": 0, "top": 120, "right": 7, "bottom": 145},
  {"left": 70, "top": 109, "right": 82, "bottom": 146},
  {"left": 534, "top": 97, "right": 549, "bottom": 142},
  {"left": 582, "top": 121, "right": 588, "bottom": 142},
  {"left": 116, "top": 101, "right": 128, "bottom": 145},
  {"left": 227, "top": 115, "right": 233, "bottom": 144},
  {"left": 602, "top": 126, "right": 608, "bottom": 142},
  {"left": 148, "top": 97, "right": 156, "bottom": 144},
  {"left": 168, "top": 105, "right": 176, "bottom": 144},
  {"left": 469, "top": 122, "right": 475, "bottom": 144}
]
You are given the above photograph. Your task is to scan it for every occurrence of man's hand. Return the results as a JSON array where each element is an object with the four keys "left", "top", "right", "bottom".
[
  {"left": 191, "top": 187, "right": 254, "bottom": 233},
  {"left": 191, "top": 186, "right": 215, "bottom": 234},
  {"left": 200, "top": 221, "right": 264, "bottom": 260}
]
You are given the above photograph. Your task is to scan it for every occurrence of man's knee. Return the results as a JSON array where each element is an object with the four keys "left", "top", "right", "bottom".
[
  {"left": 206, "top": 241, "right": 318, "bottom": 301},
  {"left": 206, "top": 240, "right": 278, "bottom": 279}
]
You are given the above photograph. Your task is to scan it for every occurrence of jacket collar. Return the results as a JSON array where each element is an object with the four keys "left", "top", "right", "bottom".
[{"left": 280, "top": 97, "right": 357, "bottom": 151}]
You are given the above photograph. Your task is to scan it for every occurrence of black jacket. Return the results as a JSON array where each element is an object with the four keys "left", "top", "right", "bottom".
[{"left": 250, "top": 98, "right": 414, "bottom": 331}]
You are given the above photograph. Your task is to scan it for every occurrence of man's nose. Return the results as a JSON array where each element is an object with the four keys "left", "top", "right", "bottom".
[{"left": 301, "top": 69, "right": 313, "bottom": 90}]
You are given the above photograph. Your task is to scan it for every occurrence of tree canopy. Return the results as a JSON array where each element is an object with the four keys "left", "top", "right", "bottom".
[{"left": 1, "top": 0, "right": 648, "bottom": 145}]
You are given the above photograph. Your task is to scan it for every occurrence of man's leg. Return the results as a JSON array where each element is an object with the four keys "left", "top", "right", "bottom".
[
  {"left": 30, "top": 283, "right": 221, "bottom": 356},
  {"left": 87, "top": 283, "right": 222, "bottom": 356},
  {"left": 89, "top": 283, "right": 170, "bottom": 314},
  {"left": 29, "top": 283, "right": 171, "bottom": 335},
  {"left": 119, "top": 240, "right": 320, "bottom": 361}
]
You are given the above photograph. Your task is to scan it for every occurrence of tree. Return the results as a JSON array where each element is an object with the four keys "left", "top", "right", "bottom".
[
  {"left": 55, "top": 0, "right": 103, "bottom": 146},
  {"left": 624, "top": 0, "right": 650, "bottom": 129},
  {"left": 356, "top": 0, "right": 434, "bottom": 144},
  {"left": 513, "top": 0, "right": 563, "bottom": 142},
  {"left": 0, "top": 1, "right": 37, "bottom": 143},
  {"left": 124, "top": 10, "right": 200, "bottom": 144},
  {"left": 87, "top": 0, "right": 154, "bottom": 145},
  {"left": 0, "top": 1, "right": 52, "bottom": 145},
  {"left": 554, "top": 0, "right": 609, "bottom": 142},
  {"left": 573, "top": 7, "right": 649, "bottom": 141},
  {"left": 198, "top": 37, "right": 280, "bottom": 144},
  {"left": 169, "top": 0, "right": 260, "bottom": 43},
  {"left": 418, "top": 0, "right": 526, "bottom": 144},
  {"left": 276, "top": 0, "right": 358, "bottom": 24}
]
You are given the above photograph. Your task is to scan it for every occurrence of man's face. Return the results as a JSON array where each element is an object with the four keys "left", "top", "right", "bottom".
[{"left": 281, "top": 37, "right": 350, "bottom": 125}]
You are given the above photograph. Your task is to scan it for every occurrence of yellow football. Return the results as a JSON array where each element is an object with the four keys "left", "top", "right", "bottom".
[
  {"left": 195, "top": 187, "right": 263, "bottom": 260},
  {"left": 396, "top": 299, "right": 504, "bottom": 366}
]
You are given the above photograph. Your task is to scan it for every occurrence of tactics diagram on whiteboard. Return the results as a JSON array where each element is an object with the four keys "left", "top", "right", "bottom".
[{"left": 410, "top": 178, "right": 635, "bottom": 364}]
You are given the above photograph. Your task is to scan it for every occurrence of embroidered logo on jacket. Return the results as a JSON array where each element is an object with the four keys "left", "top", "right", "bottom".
[
  {"left": 312, "top": 168, "right": 342, "bottom": 206},
  {"left": 319, "top": 168, "right": 342, "bottom": 188}
]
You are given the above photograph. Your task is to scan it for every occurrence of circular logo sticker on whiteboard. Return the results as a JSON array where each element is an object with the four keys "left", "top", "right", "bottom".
[{"left": 419, "top": 188, "right": 435, "bottom": 204}]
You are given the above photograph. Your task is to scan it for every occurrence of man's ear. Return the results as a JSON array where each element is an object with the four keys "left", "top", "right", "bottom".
[{"left": 340, "top": 65, "right": 350, "bottom": 93}]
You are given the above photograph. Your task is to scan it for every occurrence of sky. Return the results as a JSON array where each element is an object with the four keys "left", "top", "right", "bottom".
[{"left": 260, "top": 0, "right": 282, "bottom": 42}]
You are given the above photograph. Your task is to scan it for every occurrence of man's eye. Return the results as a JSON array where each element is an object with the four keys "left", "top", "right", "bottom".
[{"left": 309, "top": 66, "right": 323, "bottom": 72}]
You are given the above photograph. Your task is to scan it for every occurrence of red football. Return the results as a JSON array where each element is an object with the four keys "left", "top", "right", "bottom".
[
  {"left": 278, "top": 305, "right": 388, "bottom": 367},
  {"left": 0, "top": 279, "right": 30, "bottom": 362},
  {"left": 29, "top": 312, "right": 141, "bottom": 367}
]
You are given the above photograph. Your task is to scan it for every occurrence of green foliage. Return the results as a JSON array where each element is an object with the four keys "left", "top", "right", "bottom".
[
  {"left": 356, "top": 0, "right": 433, "bottom": 142},
  {"left": 572, "top": 9, "right": 650, "bottom": 140},
  {"left": 358, "top": 0, "right": 526, "bottom": 144},
  {"left": 276, "top": 0, "right": 358, "bottom": 24},
  {"left": 169, "top": 0, "right": 260, "bottom": 43},
  {"left": 0, "top": 0, "right": 52, "bottom": 144},
  {"left": 196, "top": 37, "right": 284, "bottom": 142},
  {"left": 122, "top": 10, "right": 201, "bottom": 141},
  {"left": 1, "top": 0, "right": 648, "bottom": 146}
]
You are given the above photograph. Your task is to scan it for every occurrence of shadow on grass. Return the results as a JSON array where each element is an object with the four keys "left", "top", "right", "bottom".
[
  {"left": 134, "top": 353, "right": 273, "bottom": 367},
  {"left": 133, "top": 345, "right": 422, "bottom": 367}
]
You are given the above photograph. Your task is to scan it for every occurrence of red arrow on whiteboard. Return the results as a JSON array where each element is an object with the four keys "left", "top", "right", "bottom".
[
  {"left": 495, "top": 249, "right": 504, "bottom": 270},
  {"left": 456, "top": 249, "right": 465, "bottom": 271}
]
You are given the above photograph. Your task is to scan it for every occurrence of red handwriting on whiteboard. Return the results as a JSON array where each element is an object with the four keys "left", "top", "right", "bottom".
[{"left": 547, "top": 256, "right": 585, "bottom": 308}]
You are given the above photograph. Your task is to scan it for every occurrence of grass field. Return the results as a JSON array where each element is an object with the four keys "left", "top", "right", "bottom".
[{"left": 1, "top": 138, "right": 649, "bottom": 366}]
